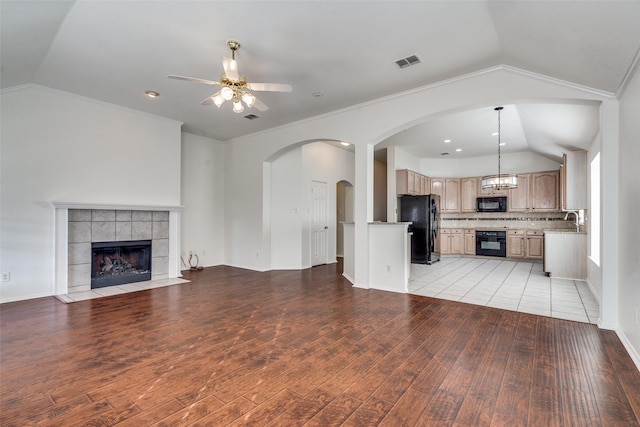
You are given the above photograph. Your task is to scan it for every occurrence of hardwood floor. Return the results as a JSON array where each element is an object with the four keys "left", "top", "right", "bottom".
[{"left": 1, "top": 262, "right": 639, "bottom": 426}]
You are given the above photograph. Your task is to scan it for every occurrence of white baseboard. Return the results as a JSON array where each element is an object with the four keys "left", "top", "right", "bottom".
[
  {"left": 342, "top": 272, "right": 355, "bottom": 285},
  {"left": 616, "top": 329, "right": 640, "bottom": 372},
  {"left": 585, "top": 278, "right": 601, "bottom": 304}
]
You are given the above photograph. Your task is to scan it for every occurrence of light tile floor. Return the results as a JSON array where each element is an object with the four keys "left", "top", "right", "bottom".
[
  {"left": 55, "top": 277, "right": 190, "bottom": 303},
  {"left": 408, "top": 256, "right": 600, "bottom": 324}
]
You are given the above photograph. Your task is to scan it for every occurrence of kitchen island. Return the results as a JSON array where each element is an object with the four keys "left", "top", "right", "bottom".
[{"left": 544, "top": 230, "right": 588, "bottom": 280}]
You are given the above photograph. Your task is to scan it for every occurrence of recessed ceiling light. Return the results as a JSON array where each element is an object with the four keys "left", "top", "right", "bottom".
[
  {"left": 340, "top": 142, "right": 350, "bottom": 146},
  {"left": 145, "top": 90, "right": 159, "bottom": 98},
  {"left": 441, "top": 152, "right": 449, "bottom": 156},
  {"left": 492, "top": 132, "right": 499, "bottom": 136},
  {"left": 444, "top": 139, "right": 451, "bottom": 143},
  {"left": 455, "top": 148, "right": 462, "bottom": 152},
  {"left": 312, "top": 92, "right": 324, "bottom": 97},
  {"left": 499, "top": 142, "right": 506, "bottom": 146}
]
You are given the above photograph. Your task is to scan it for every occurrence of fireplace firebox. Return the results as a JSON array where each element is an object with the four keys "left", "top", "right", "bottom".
[{"left": 91, "top": 240, "right": 152, "bottom": 288}]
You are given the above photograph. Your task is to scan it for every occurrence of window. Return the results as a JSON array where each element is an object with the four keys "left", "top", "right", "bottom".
[{"left": 590, "top": 153, "right": 600, "bottom": 266}]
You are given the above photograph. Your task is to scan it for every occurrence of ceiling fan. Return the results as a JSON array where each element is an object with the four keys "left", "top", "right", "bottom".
[{"left": 167, "top": 40, "right": 292, "bottom": 113}]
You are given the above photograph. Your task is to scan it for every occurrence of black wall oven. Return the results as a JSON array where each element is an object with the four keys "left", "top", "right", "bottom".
[
  {"left": 476, "top": 197, "right": 507, "bottom": 212},
  {"left": 476, "top": 230, "right": 507, "bottom": 257}
]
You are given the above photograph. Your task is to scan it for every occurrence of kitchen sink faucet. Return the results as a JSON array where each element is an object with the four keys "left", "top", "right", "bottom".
[{"left": 564, "top": 210, "right": 580, "bottom": 232}]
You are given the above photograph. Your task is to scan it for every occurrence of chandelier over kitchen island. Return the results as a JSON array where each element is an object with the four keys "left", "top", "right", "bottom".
[{"left": 482, "top": 106, "right": 518, "bottom": 190}]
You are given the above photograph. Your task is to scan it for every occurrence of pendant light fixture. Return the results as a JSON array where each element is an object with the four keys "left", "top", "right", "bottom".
[{"left": 481, "top": 106, "right": 518, "bottom": 190}]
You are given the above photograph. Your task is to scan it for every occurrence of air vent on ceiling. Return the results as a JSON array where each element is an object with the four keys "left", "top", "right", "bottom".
[
  {"left": 394, "top": 54, "right": 422, "bottom": 69},
  {"left": 244, "top": 114, "right": 260, "bottom": 120}
]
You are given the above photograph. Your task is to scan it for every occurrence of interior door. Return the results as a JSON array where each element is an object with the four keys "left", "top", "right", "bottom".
[{"left": 311, "top": 180, "right": 328, "bottom": 266}]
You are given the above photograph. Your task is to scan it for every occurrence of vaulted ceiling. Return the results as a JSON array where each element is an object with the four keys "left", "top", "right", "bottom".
[{"left": 2, "top": 1, "right": 639, "bottom": 160}]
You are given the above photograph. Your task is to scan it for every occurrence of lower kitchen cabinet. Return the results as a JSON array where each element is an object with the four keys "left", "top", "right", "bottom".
[
  {"left": 525, "top": 230, "right": 544, "bottom": 259},
  {"left": 507, "top": 229, "right": 544, "bottom": 259},
  {"left": 440, "top": 228, "right": 463, "bottom": 255},
  {"left": 507, "top": 230, "right": 526, "bottom": 258},
  {"left": 464, "top": 229, "right": 476, "bottom": 255}
]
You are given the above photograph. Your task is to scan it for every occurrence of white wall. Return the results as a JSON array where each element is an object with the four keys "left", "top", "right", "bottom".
[
  {"left": 270, "top": 142, "right": 355, "bottom": 269},
  {"left": 420, "top": 151, "right": 561, "bottom": 177},
  {"left": 0, "top": 85, "right": 182, "bottom": 302},
  {"left": 394, "top": 147, "right": 421, "bottom": 171},
  {"left": 180, "top": 132, "right": 226, "bottom": 268},
  {"left": 618, "top": 65, "right": 640, "bottom": 366},
  {"left": 270, "top": 146, "right": 303, "bottom": 269}
]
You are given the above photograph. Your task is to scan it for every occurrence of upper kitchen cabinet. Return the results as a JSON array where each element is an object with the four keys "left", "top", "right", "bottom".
[
  {"left": 430, "top": 177, "right": 444, "bottom": 199},
  {"left": 507, "top": 174, "right": 530, "bottom": 212},
  {"left": 530, "top": 171, "right": 560, "bottom": 211},
  {"left": 431, "top": 178, "right": 461, "bottom": 213},
  {"left": 420, "top": 175, "right": 431, "bottom": 196},
  {"left": 478, "top": 179, "right": 508, "bottom": 196},
  {"left": 561, "top": 151, "right": 587, "bottom": 210},
  {"left": 396, "top": 169, "right": 431, "bottom": 195},
  {"left": 396, "top": 169, "right": 418, "bottom": 195},
  {"left": 444, "top": 178, "right": 461, "bottom": 213},
  {"left": 461, "top": 178, "right": 477, "bottom": 212}
]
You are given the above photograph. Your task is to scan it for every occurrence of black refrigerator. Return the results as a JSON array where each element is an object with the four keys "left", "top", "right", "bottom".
[{"left": 399, "top": 194, "right": 441, "bottom": 264}]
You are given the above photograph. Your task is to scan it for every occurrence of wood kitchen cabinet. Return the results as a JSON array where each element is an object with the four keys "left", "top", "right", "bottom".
[
  {"left": 440, "top": 228, "right": 463, "bottom": 255},
  {"left": 478, "top": 179, "right": 508, "bottom": 196},
  {"left": 507, "top": 174, "right": 530, "bottom": 212},
  {"left": 396, "top": 169, "right": 418, "bottom": 195},
  {"left": 461, "top": 178, "right": 477, "bottom": 212},
  {"left": 430, "top": 178, "right": 444, "bottom": 199},
  {"left": 464, "top": 229, "right": 476, "bottom": 255},
  {"left": 507, "top": 230, "right": 526, "bottom": 258},
  {"left": 507, "top": 229, "right": 544, "bottom": 259},
  {"left": 530, "top": 171, "right": 560, "bottom": 211},
  {"left": 440, "top": 228, "right": 451, "bottom": 254},
  {"left": 420, "top": 175, "right": 431, "bottom": 195},
  {"left": 444, "top": 179, "right": 461, "bottom": 213},
  {"left": 450, "top": 229, "right": 463, "bottom": 254},
  {"left": 431, "top": 178, "right": 460, "bottom": 213},
  {"left": 397, "top": 169, "right": 436, "bottom": 196},
  {"left": 525, "top": 230, "right": 544, "bottom": 259}
]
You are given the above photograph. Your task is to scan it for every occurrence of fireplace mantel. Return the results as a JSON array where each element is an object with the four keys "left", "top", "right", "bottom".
[
  {"left": 53, "top": 203, "right": 183, "bottom": 295},
  {"left": 52, "top": 202, "right": 184, "bottom": 211}
]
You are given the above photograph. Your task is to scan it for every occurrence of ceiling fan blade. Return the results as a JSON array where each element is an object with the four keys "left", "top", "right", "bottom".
[
  {"left": 222, "top": 57, "right": 239, "bottom": 81},
  {"left": 253, "top": 97, "right": 269, "bottom": 112},
  {"left": 167, "top": 75, "right": 221, "bottom": 86},
  {"left": 247, "top": 82, "right": 293, "bottom": 92},
  {"left": 200, "top": 95, "right": 214, "bottom": 106}
]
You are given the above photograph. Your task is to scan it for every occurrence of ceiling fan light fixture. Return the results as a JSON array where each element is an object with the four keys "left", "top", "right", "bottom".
[
  {"left": 482, "top": 106, "right": 518, "bottom": 190},
  {"left": 221, "top": 86, "right": 234, "bottom": 101},
  {"left": 241, "top": 91, "right": 256, "bottom": 108},
  {"left": 232, "top": 98, "right": 244, "bottom": 113},
  {"left": 212, "top": 92, "right": 224, "bottom": 108}
]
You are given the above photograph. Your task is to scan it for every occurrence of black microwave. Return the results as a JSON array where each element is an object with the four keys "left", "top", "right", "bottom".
[{"left": 477, "top": 197, "right": 507, "bottom": 212}]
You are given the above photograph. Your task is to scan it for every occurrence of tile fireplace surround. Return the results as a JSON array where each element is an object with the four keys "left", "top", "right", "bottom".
[{"left": 54, "top": 203, "right": 182, "bottom": 296}]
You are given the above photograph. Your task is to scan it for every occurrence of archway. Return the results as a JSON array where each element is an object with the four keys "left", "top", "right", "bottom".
[
  {"left": 266, "top": 140, "right": 355, "bottom": 270},
  {"left": 336, "top": 180, "right": 354, "bottom": 258}
]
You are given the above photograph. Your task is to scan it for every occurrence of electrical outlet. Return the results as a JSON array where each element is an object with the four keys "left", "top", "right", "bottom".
[
  {"left": 386, "top": 265, "right": 391, "bottom": 272},
  {"left": 2, "top": 272, "right": 10, "bottom": 282}
]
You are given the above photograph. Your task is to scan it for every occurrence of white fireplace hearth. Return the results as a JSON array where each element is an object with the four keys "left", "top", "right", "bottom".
[{"left": 54, "top": 203, "right": 182, "bottom": 296}]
